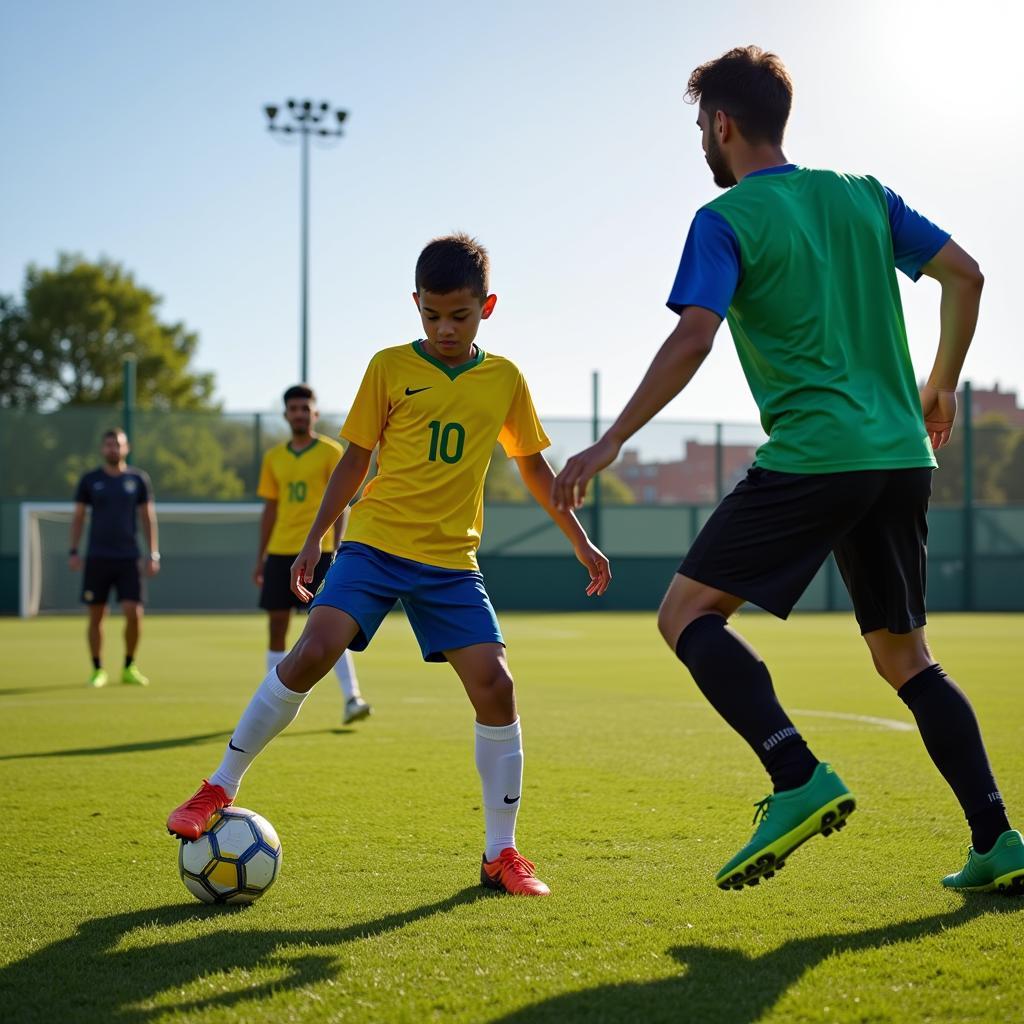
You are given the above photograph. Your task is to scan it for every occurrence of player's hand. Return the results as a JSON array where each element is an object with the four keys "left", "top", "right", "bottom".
[
  {"left": 290, "top": 540, "right": 321, "bottom": 603},
  {"left": 68, "top": 554, "right": 83, "bottom": 572},
  {"left": 575, "top": 539, "right": 612, "bottom": 597},
  {"left": 919, "top": 385, "right": 957, "bottom": 450},
  {"left": 145, "top": 555, "right": 161, "bottom": 577},
  {"left": 552, "top": 436, "right": 622, "bottom": 510},
  {"left": 253, "top": 561, "right": 265, "bottom": 587}
]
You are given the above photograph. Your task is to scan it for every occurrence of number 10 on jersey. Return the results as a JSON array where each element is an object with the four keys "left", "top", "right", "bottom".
[{"left": 427, "top": 421, "right": 465, "bottom": 464}]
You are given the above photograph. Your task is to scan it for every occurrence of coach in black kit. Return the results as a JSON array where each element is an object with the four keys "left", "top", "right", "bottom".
[{"left": 69, "top": 428, "right": 160, "bottom": 688}]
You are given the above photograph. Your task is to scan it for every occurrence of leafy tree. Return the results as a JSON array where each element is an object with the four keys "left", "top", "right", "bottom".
[
  {"left": 997, "top": 431, "right": 1024, "bottom": 502},
  {"left": 931, "top": 414, "right": 1016, "bottom": 505},
  {"left": 0, "top": 254, "right": 214, "bottom": 410}
]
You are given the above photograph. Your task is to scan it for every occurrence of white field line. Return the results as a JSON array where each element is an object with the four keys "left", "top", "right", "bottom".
[
  {"left": 678, "top": 701, "right": 914, "bottom": 733},
  {"left": 790, "top": 707, "right": 915, "bottom": 732}
]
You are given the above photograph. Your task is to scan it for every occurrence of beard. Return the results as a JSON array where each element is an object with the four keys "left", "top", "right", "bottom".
[{"left": 705, "top": 131, "right": 737, "bottom": 189}]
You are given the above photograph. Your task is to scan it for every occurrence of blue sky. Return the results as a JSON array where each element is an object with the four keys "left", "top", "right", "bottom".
[{"left": 2, "top": 0, "right": 1022, "bottom": 424}]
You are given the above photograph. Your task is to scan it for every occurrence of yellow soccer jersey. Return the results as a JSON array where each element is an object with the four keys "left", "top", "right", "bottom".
[
  {"left": 341, "top": 341, "right": 550, "bottom": 570},
  {"left": 258, "top": 434, "right": 344, "bottom": 554}
]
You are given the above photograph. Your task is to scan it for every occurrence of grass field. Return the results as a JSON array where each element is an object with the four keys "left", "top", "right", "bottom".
[{"left": 1, "top": 611, "right": 1022, "bottom": 1023}]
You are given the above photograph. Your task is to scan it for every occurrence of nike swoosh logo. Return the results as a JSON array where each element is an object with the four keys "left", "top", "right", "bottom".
[
  {"left": 405, "top": 386, "right": 431, "bottom": 396},
  {"left": 503, "top": 794, "right": 520, "bottom": 805},
  {"left": 228, "top": 738, "right": 247, "bottom": 753}
]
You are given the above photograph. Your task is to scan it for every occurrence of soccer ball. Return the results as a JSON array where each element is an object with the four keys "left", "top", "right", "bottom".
[{"left": 178, "top": 807, "right": 282, "bottom": 904}]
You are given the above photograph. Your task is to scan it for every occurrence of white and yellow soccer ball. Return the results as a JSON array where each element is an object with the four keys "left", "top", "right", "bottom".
[{"left": 178, "top": 807, "right": 282, "bottom": 904}]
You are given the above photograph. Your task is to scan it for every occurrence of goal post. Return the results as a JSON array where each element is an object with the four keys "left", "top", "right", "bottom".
[{"left": 20, "top": 502, "right": 264, "bottom": 617}]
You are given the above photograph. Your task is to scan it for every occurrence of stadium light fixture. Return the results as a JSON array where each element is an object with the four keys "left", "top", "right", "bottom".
[{"left": 263, "top": 97, "right": 349, "bottom": 382}]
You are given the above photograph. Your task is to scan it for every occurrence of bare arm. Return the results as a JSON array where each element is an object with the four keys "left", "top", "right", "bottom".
[
  {"left": 291, "top": 444, "right": 373, "bottom": 600},
  {"left": 920, "top": 239, "right": 984, "bottom": 389},
  {"left": 68, "top": 502, "right": 87, "bottom": 571},
  {"left": 333, "top": 505, "right": 350, "bottom": 549},
  {"left": 140, "top": 502, "right": 160, "bottom": 576},
  {"left": 917, "top": 239, "right": 984, "bottom": 450},
  {"left": 553, "top": 306, "right": 722, "bottom": 509},
  {"left": 254, "top": 499, "right": 278, "bottom": 585},
  {"left": 516, "top": 452, "right": 610, "bottom": 596}
]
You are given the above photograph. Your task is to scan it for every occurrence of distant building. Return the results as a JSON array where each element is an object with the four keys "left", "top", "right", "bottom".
[
  {"left": 618, "top": 385, "right": 1024, "bottom": 506},
  {"left": 618, "top": 440, "right": 759, "bottom": 504},
  {"left": 968, "top": 384, "right": 1024, "bottom": 427}
]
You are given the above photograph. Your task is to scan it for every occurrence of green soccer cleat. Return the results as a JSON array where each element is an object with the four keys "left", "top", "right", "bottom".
[
  {"left": 942, "top": 830, "right": 1024, "bottom": 894},
  {"left": 716, "top": 762, "right": 856, "bottom": 890},
  {"left": 121, "top": 664, "right": 150, "bottom": 686},
  {"left": 88, "top": 668, "right": 109, "bottom": 689}
]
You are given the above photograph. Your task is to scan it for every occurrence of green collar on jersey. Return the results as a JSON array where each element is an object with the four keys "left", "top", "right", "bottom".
[
  {"left": 412, "top": 339, "right": 486, "bottom": 381},
  {"left": 286, "top": 437, "right": 320, "bottom": 457}
]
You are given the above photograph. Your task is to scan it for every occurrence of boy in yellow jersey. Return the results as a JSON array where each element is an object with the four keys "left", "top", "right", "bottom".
[
  {"left": 168, "top": 233, "right": 611, "bottom": 895},
  {"left": 254, "top": 384, "right": 371, "bottom": 725}
]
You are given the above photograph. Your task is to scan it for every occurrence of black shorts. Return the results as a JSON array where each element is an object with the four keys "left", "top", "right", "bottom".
[
  {"left": 679, "top": 467, "right": 933, "bottom": 635},
  {"left": 259, "top": 552, "right": 334, "bottom": 611},
  {"left": 81, "top": 557, "right": 143, "bottom": 606}
]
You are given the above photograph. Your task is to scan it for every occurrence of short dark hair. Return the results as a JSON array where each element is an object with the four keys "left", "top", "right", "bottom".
[
  {"left": 102, "top": 428, "right": 126, "bottom": 442},
  {"left": 686, "top": 46, "right": 793, "bottom": 145},
  {"left": 283, "top": 384, "right": 315, "bottom": 405},
  {"left": 415, "top": 233, "right": 490, "bottom": 300}
]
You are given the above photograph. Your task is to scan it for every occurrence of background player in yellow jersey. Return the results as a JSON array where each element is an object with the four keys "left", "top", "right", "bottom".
[
  {"left": 254, "top": 384, "right": 371, "bottom": 725},
  {"left": 169, "top": 234, "right": 611, "bottom": 895}
]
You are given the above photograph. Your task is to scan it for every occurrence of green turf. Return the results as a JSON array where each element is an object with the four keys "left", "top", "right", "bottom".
[{"left": 1, "top": 612, "right": 1022, "bottom": 1023}]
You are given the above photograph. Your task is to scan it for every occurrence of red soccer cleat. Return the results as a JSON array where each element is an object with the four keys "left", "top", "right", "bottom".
[
  {"left": 166, "top": 779, "right": 233, "bottom": 840},
  {"left": 480, "top": 848, "right": 551, "bottom": 896}
]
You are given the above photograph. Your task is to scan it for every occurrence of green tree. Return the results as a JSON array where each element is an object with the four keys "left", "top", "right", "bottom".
[
  {"left": 997, "top": 431, "right": 1024, "bottom": 502},
  {"left": 931, "top": 414, "right": 1015, "bottom": 505},
  {"left": 0, "top": 254, "right": 214, "bottom": 410},
  {"left": 485, "top": 448, "right": 530, "bottom": 502}
]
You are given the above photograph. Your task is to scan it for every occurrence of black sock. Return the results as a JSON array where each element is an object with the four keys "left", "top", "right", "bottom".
[
  {"left": 898, "top": 664, "right": 1010, "bottom": 854},
  {"left": 92, "top": 656, "right": 101, "bottom": 670},
  {"left": 125, "top": 655, "right": 134, "bottom": 669},
  {"left": 675, "top": 614, "right": 819, "bottom": 792}
]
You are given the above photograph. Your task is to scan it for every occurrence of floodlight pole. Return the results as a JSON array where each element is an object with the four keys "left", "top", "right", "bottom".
[{"left": 263, "top": 99, "right": 348, "bottom": 382}]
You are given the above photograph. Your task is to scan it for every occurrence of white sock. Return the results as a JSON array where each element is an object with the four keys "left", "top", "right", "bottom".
[
  {"left": 334, "top": 649, "right": 361, "bottom": 701},
  {"left": 475, "top": 718, "right": 523, "bottom": 861},
  {"left": 210, "top": 668, "right": 309, "bottom": 797},
  {"left": 266, "top": 649, "right": 286, "bottom": 674}
]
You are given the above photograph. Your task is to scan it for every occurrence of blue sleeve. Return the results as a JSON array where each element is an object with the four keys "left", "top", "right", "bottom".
[
  {"left": 666, "top": 209, "right": 740, "bottom": 318},
  {"left": 884, "top": 186, "right": 950, "bottom": 281},
  {"left": 136, "top": 472, "right": 151, "bottom": 504}
]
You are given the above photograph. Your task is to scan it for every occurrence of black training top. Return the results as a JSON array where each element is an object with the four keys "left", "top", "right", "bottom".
[{"left": 74, "top": 467, "right": 152, "bottom": 559}]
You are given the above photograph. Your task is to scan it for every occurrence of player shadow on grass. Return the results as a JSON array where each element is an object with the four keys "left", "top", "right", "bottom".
[
  {"left": 0, "top": 731, "right": 231, "bottom": 762},
  {"left": 0, "top": 886, "right": 492, "bottom": 1022},
  {"left": 493, "top": 897, "right": 1021, "bottom": 1024},
  {"left": 0, "top": 684, "right": 93, "bottom": 697}
]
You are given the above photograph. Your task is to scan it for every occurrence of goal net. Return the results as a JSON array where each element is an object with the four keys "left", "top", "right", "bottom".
[{"left": 20, "top": 502, "right": 264, "bottom": 617}]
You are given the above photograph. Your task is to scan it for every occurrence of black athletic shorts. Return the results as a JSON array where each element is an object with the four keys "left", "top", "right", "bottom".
[
  {"left": 679, "top": 467, "right": 933, "bottom": 635},
  {"left": 259, "top": 552, "right": 334, "bottom": 611},
  {"left": 81, "top": 557, "right": 143, "bottom": 606}
]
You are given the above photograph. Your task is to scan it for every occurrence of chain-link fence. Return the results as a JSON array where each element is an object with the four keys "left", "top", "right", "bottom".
[{"left": 2, "top": 387, "right": 1023, "bottom": 613}]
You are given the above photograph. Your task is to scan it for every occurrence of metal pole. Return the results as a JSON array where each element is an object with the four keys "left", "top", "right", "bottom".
[
  {"left": 253, "top": 412, "right": 263, "bottom": 497},
  {"left": 962, "top": 381, "right": 974, "bottom": 611},
  {"left": 591, "top": 370, "right": 602, "bottom": 549},
  {"left": 122, "top": 355, "right": 137, "bottom": 465},
  {"left": 714, "top": 422, "right": 724, "bottom": 502},
  {"left": 300, "top": 125, "right": 310, "bottom": 382},
  {"left": 266, "top": 100, "right": 346, "bottom": 383}
]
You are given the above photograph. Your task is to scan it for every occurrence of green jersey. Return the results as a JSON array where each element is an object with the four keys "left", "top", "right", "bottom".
[{"left": 701, "top": 167, "right": 938, "bottom": 473}]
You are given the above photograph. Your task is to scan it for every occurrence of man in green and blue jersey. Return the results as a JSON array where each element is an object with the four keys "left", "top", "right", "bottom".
[{"left": 554, "top": 45, "right": 1023, "bottom": 893}]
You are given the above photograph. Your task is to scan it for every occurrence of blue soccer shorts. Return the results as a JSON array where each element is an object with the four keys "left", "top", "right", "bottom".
[{"left": 309, "top": 542, "right": 503, "bottom": 662}]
